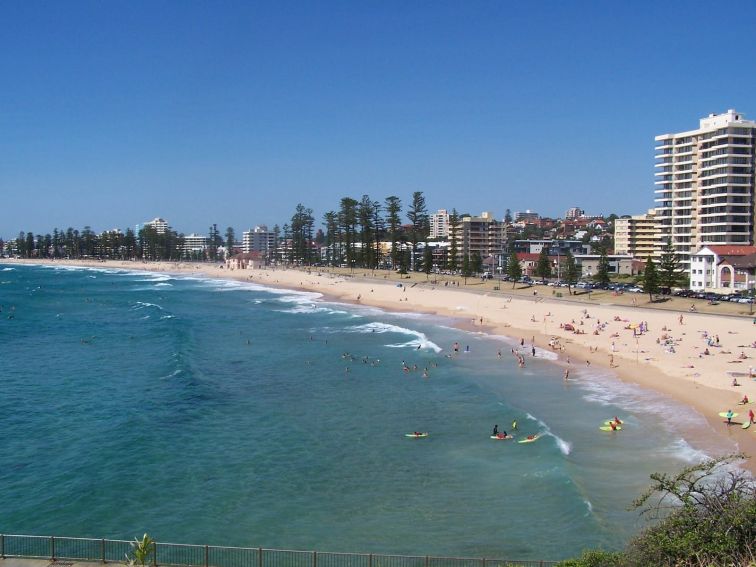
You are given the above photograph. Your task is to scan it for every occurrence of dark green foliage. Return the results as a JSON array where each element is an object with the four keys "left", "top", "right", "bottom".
[
  {"left": 594, "top": 249, "right": 610, "bottom": 285},
  {"left": 290, "top": 204, "right": 315, "bottom": 264},
  {"left": 658, "top": 239, "right": 685, "bottom": 289},
  {"left": 385, "top": 196, "right": 402, "bottom": 268},
  {"left": 225, "top": 227, "right": 235, "bottom": 258},
  {"left": 562, "top": 251, "right": 579, "bottom": 293},
  {"left": 642, "top": 256, "right": 660, "bottom": 301},
  {"left": 461, "top": 254, "right": 472, "bottom": 281},
  {"left": 471, "top": 251, "right": 483, "bottom": 275},
  {"left": 535, "top": 246, "right": 551, "bottom": 279},
  {"left": 422, "top": 244, "right": 433, "bottom": 276},
  {"left": 624, "top": 453, "right": 755, "bottom": 567},
  {"left": 559, "top": 454, "right": 756, "bottom": 567},
  {"left": 556, "top": 550, "right": 624, "bottom": 567},
  {"left": 506, "top": 251, "right": 521, "bottom": 288},
  {"left": 407, "top": 191, "right": 429, "bottom": 270},
  {"left": 447, "top": 208, "right": 460, "bottom": 272}
]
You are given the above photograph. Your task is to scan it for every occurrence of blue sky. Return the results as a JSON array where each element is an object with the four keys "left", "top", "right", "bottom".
[{"left": 2, "top": 1, "right": 756, "bottom": 237}]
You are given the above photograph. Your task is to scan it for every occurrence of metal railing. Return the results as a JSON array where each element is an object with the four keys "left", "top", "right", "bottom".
[{"left": 0, "top": 535, "right": 558, "bottom": 567}]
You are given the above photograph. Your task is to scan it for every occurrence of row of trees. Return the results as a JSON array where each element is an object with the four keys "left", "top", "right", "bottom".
[
  {"left": 287, "top": 192, "right": 434, "bottom": 270},
  {"left": 7, "top": 223, "right": 234, "bottom": 261}
]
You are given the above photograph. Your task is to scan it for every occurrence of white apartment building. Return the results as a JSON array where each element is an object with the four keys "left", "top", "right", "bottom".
[
  {"left": 514, "top": 210, "right": 539, "bottom": 222},
  {"left": 655, "top": 109, "right": 755, "bottom": 271},
  {"left": 429, "top": 209, "right": 450, "bottom": 239},
  {"left": 139, "top": 217, "right": 169, "bottom": 235},
  {"left": 565, "top": 207, "right": 585, "bottom": 220},
  {"left": 182, "top": 233, "right": 208, "bottom": 256},
  {"left": 614, "top": 209, "right": 660, "bottom": 259},
  {"left": 243, "top": 226, "right": 276, "bottom": 254}
]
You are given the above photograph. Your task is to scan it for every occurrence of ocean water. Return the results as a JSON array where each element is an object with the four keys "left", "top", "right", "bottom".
[{"left": 0, "top": 264, "right": 732, "bottom": 561}]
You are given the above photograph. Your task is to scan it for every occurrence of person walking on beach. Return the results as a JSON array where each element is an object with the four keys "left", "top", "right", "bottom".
[
  {"left": 725, "top": 409, "right": 734, "bottom": 425},
  {"left": 749, "top": 408, "right": 755, "bottom": 424}
]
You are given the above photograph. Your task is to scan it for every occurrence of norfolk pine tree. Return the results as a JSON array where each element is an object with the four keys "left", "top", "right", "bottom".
[
  {"left": 507, "top": 251, "right": 522, "bottom": 288},
  {"left": 642, "top": 255, "right": 660, "bottom": 302},
  {"left": 535, "top": 246, "right": 551, "bottom": 279}
]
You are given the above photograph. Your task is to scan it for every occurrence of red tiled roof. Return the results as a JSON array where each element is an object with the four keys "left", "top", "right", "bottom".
[
  {"left": 516, "top": 253, "right": 541, "bottom": 261},
  {"left": 719, "top": 254, "right": 756, "bottom": 269},
  {"left": 706, "top": 245, "right": 756, "bottom": 256}
]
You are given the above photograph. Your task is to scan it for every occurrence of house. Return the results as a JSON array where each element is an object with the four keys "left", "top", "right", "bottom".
[{"left": 689, "top": 246, "right": 756, "bottom": 293}]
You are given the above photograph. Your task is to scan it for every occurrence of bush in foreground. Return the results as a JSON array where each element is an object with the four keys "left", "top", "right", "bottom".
[{"left": 558, "top": 454, "right": 756, "bottom": 567}]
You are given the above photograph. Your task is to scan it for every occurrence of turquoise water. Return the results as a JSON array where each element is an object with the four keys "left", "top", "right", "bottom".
[{"left": 0, "top": 264, "right": 729, "bottom": 561}]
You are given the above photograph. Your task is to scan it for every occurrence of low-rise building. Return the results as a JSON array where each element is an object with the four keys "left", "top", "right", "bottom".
[
  {"left": 574, "top": 254, "right": 636, "bottom": 277},
  {"left": 182, "top": 233, "right": 208, "bottom": 257},
  {"left": 689, "top": 245, "right": 756, "bottom": 293}
]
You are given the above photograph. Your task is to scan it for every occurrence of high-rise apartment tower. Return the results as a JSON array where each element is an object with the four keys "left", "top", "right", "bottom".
[{"left": 654, "top": 109, "right": 755, "bottom": 270}]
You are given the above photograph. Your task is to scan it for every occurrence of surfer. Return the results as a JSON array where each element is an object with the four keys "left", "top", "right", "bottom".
[
  {"left": 511, "top": 419, "right": 518, "bottom": 430},
  {"left": 613, "top": 416, "right": 622, "bottom": 424},
  {"left": 492, "top": 424, "right": 499, "bottom": 436},
  {"left": 741, "top": 395, "right": 749, "bottom": 404},
  {"left": 609, "top": 421, "right": 617, "bottom": 431},
  {"left": 725, "top": 410, "right": 734, "bottom": 425}
]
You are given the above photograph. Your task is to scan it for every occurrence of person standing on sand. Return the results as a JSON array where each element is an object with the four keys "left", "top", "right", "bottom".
[{"left": 749, "top": 408, "right": 755, "bottom": 424}]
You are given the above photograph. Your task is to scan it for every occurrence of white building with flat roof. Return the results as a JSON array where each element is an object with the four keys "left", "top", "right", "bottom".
[
  {"left": 614, "top": 209, "right": 661, "bottom": 259},
  {"left": 243, "top": 226, "right": 276, "bottom": 254},
  {"left": 182, "top": 233, "right": 208, "bottom": 256},
  {"left": 429, "top": 209, "right": 450, "bottom": 239},
  {"left": 138, "top": 217, "right": 169, "bottom": 235},
  {"left": 655, "top": 109, "right": 756, "bottom": 271}
]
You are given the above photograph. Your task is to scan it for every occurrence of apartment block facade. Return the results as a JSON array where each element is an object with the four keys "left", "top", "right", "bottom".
[
  {"left": 429, "top": 209, "right": 450, "bottom": 240},
  {"left": 242, "top": 226, "right": 276, "bottom": 255},
  {"left": 613, "top": 209, "right": 660, "bottom": 259},
  {"left": 456, "top": 212, "right": 508, "bottom": 261},
  {"left": 655, "top": 109, "right": 756, "bottom": 271}
]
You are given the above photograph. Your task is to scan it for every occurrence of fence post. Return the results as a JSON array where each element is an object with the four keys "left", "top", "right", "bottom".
[
  {"left": 482, "top": 558, "right": 485, "bottom": 567},
  {"left": 101, "top": 539, "right": 106, "bottom": 563},
  {"left": 1, "top": 534, "right": 4, "bottom": 559},
  {"left": 425, "top": 555, "right": 429, "bottom": 567},
  {"left": 258, "top": 547, "right": 263, "bottom": 567},
  {"left": 51, "top": 536, "right": 55, "bottom": 561},
  {"left": 368, "top": 553, "right": 372, "bottom": 567},
  {"left": 205, "top": 545, "right": 209, "bottom": 567},
  {"left": 152, "top": 542, "right": 157, "bottom": 567},
  {"left": 312, "top": 551, "right": 317, "bottom": 567}
]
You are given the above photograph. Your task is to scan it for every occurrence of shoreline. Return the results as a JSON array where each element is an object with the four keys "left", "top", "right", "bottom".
[{"left": 5, "top": 258, "right": 756, "bottom": 473}]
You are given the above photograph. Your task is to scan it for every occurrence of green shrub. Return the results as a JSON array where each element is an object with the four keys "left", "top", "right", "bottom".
[{"left": 556, "top": 549, "right": 624, "bottom": 566}]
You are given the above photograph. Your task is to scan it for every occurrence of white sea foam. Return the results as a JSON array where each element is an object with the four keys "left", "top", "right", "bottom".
[
  {"left": 154, "top": 282, "right": 173, "bottom": 287},
  {"left": 583, "top": 499, "right": 593, "bottom": 515},
  {"left": 346, "top": 322, "right": 442, "bottom": 352},
  {"left": 132, "top": 301, "right": 164, "bottom": 311},
  {"left": 525, "top": 412, "right": 572, "bottom": 455},
  {"left": 664, "top": 438, "right": 710, "bottom": 463},
  {"left": 575, "top": 367, "right": 709, "bottom": 430},
  {"left": 1, "top": 267, "right": 16, "bottom": 271}
]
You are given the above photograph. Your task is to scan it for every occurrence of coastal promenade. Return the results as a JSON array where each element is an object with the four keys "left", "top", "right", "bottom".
[{"left": 4, "top": 259, "right": 756, "bottom": 472}]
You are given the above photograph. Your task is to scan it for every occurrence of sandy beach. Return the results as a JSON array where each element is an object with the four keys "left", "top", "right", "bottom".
[{"left": 6, "top": 258, "right": 756, "bottom": 473}]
